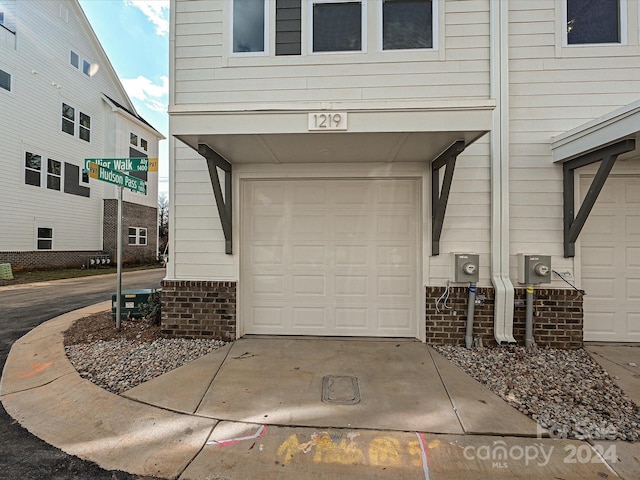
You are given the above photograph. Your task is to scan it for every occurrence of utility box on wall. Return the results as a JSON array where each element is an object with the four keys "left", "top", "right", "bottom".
[
  {"left": 452, "top": 253, "right": 480, "bottom": 283},
  {"left": 518, "top": 254, "right": 551, "bottom": 284}
]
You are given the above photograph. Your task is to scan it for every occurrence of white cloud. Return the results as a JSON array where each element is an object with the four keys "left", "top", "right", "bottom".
[
  {"left": 122, "top": 75, "right": 168, "bottom": 111},
  {"left": 125, "top": 0, "right": 170, "bottom": 36}
]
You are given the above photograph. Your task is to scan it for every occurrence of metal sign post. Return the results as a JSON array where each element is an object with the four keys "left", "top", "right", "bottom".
[
  {"left": 116, "top": 185, "right": 123, "bottom": 330},
  {"left": 85, "top": 158, "right": 149, "bottom": 330}
]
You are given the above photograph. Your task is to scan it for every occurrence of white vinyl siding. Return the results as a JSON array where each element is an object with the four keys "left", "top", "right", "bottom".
[
  {"left": 509, "top": 0, "right": 640, "bottom": 281},
  {"left": 173, "top": 0, "right": 489, "bottom": 108},
  {"left": 0, "top": 0, "right": 160, "bottom": 252}
]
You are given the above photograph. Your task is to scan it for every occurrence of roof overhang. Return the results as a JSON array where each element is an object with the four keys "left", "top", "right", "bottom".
[
  {"left": 551, "top": 99, "right": 640, "bottom": 163},
  {"left": 170, "top": 102, "right": 495, "bottom": 164}
]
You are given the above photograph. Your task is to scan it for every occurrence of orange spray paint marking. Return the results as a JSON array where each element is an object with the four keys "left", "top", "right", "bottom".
[{"left": 17, "top": 361, "right": 54, "bottom": 379}]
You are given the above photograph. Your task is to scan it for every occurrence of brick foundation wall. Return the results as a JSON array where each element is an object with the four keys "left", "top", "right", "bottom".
[
  {"left": 161, "top": 280, "right": 236, "bottom": 341},
  {"left": 104, "top": 199, "right": 157, "bottom": 264},
  {"left": 426, "top": 286, "right": 583, "bottom": 349},
  {"left": 0, "top": 250, "right": 105, "bottom": 271}
]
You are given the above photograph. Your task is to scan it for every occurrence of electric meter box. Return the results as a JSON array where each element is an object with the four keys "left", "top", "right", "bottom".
[
  {"left": 452, "top": 253, "right": 480, "bottom": 283},
  {"left": 111, "top": 288, "right": 158, "bottom": 321},
  {"left": 518, "top": 254, "right": 551, "bottom": 284}
]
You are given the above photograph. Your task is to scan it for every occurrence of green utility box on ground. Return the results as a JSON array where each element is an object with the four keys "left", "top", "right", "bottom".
[
  {"left": 0, "top": 263, "right": 13, "bottom": 280},
  {"left": 111, "top": 288, "right": 159, "bottom": 321}
]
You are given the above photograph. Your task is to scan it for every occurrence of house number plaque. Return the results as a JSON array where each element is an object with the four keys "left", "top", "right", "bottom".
[{"left": 308, "top": 112, "right": 348, "bottom": 131}]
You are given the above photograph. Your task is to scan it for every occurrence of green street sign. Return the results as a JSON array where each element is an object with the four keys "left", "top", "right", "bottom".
[
  {"left": 84, "top": 157, "right": 157, "bottom": 173},
  {"left": 88, "top": 162, "right": 147, "bottom": 195}
]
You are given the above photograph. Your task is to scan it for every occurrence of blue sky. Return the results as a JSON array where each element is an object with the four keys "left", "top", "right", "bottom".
[{"left": 78, "top": 0, "right": 170, "bottom": 196}]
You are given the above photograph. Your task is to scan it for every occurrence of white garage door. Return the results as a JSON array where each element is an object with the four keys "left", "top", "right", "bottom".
[
  {"left": 241, "top": 178, "right": 419, "bottom": 337},
  {"left": 581, "top": 176, "right": 640, "bottom": 342}
]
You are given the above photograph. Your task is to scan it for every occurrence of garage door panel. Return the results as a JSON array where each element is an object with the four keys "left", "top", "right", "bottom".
[
  {"left": 335, "top": 182, "right": 373, "bottom": 204},
  {"left": 293, "top": 184, "right": 327, "bottom": 204},
  {"left": 627, "top": 247, "right": 640, "bottom": 267},
  {"left": 378, "top": 308, "right": 412, "bottom": 330},
  {"left": 292, "top": 245, "right": 327, "bottom": 266},
  {"left": 335, "top": 215, "right": 370, "bottom": 238},
  {"left": 628, "top": 280, "right": 640, "bottom": 299},
  {"left": 335, "top": 308, "right": 368, "bottom": 329},
  {"left": 335, "top": 275, "right": 368, "bottom": 297},
  {"left": 377, "top": 245, "right": 414, "bottom": 267},
  {"left": 252, "top": 307, "right": 286, "bottom": 328},
  {"left": 377, "top": 275, "right": 413, "bottom": 298},
  {"left": 292, "top": 307, "right": 327, "bottom": 328},
  {"left": 627, "top": 216, "right": 640, "bottom": 236},
  {"left": 249, "top": 184, "right": 285, "bottom": 206},
  {"left": 581, "top": 246, "right": 614, "bottom": 266},
  {"left": 582, "top": 176, "right": 640, "bottom": 342},
  {"left": 243, "top": 178, "right": 419, "bottom": 337},
  {"left": 252, "top": 215, "right": 285, "bottom": 235},
  {"left": 582, "top": 278, "right": 615, "bottom": 299},
  {"left": 251, "top": 244, "right": 284, "bottom": 265},
  {"left": 292, "top": 275, "right": 326, "bottom": 296},
  {"left": 377, "top": 183, "right": 413, "bottom": 205},
  {"left": 252, "top": 275, "right": 285, "bottom": 295},
  {"left": 335, "top": 245, "right": 369, "bottom": 266},
  {"left": 292, "top": 214, "right": 330, "bottom": 235}
]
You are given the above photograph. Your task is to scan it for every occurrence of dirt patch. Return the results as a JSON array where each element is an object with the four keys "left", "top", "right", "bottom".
[{"left": 63, "top": 311, "right": 163, "bottom": 346}]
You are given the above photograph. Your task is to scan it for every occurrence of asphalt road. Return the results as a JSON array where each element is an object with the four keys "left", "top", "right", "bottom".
[{"left": 0, "top": 268, "right": 166, "bottom": 480}]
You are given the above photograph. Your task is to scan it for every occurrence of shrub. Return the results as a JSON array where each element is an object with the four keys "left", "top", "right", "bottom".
[{"left": 139, "top": 291, "right": 162, "bottom": 325}]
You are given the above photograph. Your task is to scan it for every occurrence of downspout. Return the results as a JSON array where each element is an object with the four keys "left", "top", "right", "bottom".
[{"left": 489, "top": 0, "right": 516, "bottom": 344}]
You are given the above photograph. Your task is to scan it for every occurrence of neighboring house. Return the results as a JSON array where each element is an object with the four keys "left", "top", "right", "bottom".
[
  {"left": 165, "top": 0, "right": 640, "bottom": 346},
  {"left": 0, "top": 0, "right": 164, "bottom": 271}
]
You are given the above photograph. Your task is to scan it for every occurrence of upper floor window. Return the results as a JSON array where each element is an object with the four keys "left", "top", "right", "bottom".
[
  {"left": 70, "top": 49, "right": 95, "bottom": 76},
  {"left": 382, "top": 0, "right": 433, "bottom": 50},
  {"left": 140, "top": 138, "right": 148, "bottom": 151},
  {"left": 61, "top": 103, "right": 90, "bottom": 142},
  {"left": 47, "top": 159, "right": 61, "bottom": 191},
  {"left": 311, "top": 1, "right": 364, "bottom": 53},
  {"left": 25, "top": 152, "right": 42, "bottom": 187},
  {"left": 62, "top": 103, "right": 75, "bottom": 135},
  {"left": 79, "top": 113, "right": 91, "bottom": 142},
  {"left": 130, "top": 133, "right": 138, "bottom": 146},
  {"left": 233, "top": 0, "right": 267, "bottom": 53},
  {"left": 566, "top": 0, "right": 622, "bottom": 44},
  {"left": 0, "top": 68, "right": 10, "bottom": 91}
]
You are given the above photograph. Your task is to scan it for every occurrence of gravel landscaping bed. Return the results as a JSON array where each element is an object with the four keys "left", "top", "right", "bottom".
[
  {"left": 64, "top": 312, "right": 226, "bottom": 395},
  {"left": 434, "top": 345, "right": 640, "bottom": 441}
]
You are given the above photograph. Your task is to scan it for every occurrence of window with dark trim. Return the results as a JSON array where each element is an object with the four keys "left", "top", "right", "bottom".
[
  {"left": 567, "top": 0, "right": 621, "bottom": 44},
  {"left": 47, "top": 158, "right": 61, "bottom": 191},
  {"left": 0, "top": 69, "right": 10, "bottom": 91},
  {"left": 37, "top": 227, "right": 53, "bottom": 250},
  {"left": 140, "top": 138, "right": 148, "bottom": 151},
  {"left": 312, "top": 1, "right": 363, "bottom": 52},
  {"left": 383, "top": 0, "right": 433, "bottom": 50},
  {"left": 25, "top": 152, "right": 42, "bottom": 187}
]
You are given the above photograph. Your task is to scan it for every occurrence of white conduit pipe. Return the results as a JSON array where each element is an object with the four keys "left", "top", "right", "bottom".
[{"left": 465, "top": 283, "right": 477, "bottom": 348}]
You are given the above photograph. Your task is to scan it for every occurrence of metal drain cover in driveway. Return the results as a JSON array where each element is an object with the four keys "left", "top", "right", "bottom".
[{"left": 322, "top": 375, "right": 360, "bottom": 405}]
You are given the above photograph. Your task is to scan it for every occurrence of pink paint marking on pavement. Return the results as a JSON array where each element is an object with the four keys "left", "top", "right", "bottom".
[
  {"left": 207, "top": 425, "right": 268, "bottom": 447},
  {"left": 417, "top": 432, "right": 431, "bottom": 480}
]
